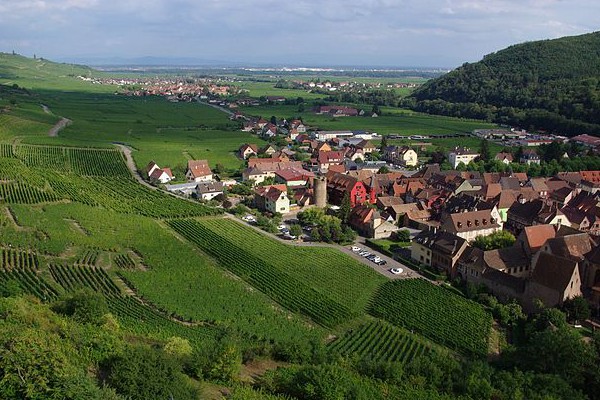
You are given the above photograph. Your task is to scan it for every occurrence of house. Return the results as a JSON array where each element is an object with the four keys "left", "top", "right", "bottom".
[
  {"left": 242, "top": 160, "right": 304, "bottom": 185},
  {"left": 526, "top": 252, "right": 582, "bottom": 309},
  {"left": 505, "top": 199, "right": 563, "bottom": 235},
  {"left": 185, "top": 160, "right": 213, "bottom": 182},
  {"left": 274, "top": 167, "right": 315, "bottom": 187},
  {"left": 517, "top": 224, "right": 557, "bottom": 258},
  {"left": 326, "top": 173, "right": 375, "bottom": 207},
  {"left": 494, "top": 152, "right": 514, "bottom": 164},
  {"left": 261, "top": 123, "right": 278, "bottom": 138},
  {"left": 355, "top": 139, "right": 376, "bottom": 154},
  {"left": 145, "top": 161, "right": 161, "bottom": 178},
  {"left": 196, "top": 181, "right": 224, "bottom": 201},
  {"left": 412, "top": 230, "right": 468, "bottom": 277},
  {"left": 457, "top": 247, "right": 527, "bottom": 302},
  {"left": 348, "top": 205, "right": 399, "bottom": 239},
  {"left": 254, "top": 184, "right": 290, "bottom": 214},
  {"left": 317, "top": 150, "right": 346, "bottom": 171},
  {"left": 149, "top": 167, "right": 174, "bottom": 184},
  {"left": 520, "top": 149, "right": 541, "bottom": 165},
  {"left": 239, "top": 143, "right": 258, "bottom": 159},
  {"left": 440, "top": 209, "right": 501, "bottom": 242},
  {"left": 382, "top": 146, "right": 418, "bottom": 167},
  {"left": 259, "top": 144, "right": 278, "bottom": 156},
  {"left": 448, "top": 147, "right": 479, "bottom": 169}
]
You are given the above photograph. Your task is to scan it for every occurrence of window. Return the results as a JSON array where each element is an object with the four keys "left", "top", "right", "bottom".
[
  {"left": 427, "top": 250, "right": 430, "bottom": 256},
  {"left": 420, "top": 256, "right": 424, "bottom": 261}
]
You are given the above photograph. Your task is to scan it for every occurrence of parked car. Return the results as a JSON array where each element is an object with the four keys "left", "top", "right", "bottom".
[
  {"left": 242, "top": 215, "right": 256, "bottom": 222},
  {"left": 282, "top": 233, "right": 297, "bottom": 240},
  {"left": 376, "top": 260, "right": 387, "bottom": 266},
  {"left": 277, "top": 224, "right": 287, "bottom": 231},
  {"left": 389, "top": 267, "right": 403, "bottom": 275},
  {"left": 351, "top": 246, "right": 361, "bottom": 252}
]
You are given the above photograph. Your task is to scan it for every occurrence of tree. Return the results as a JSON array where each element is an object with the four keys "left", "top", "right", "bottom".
[
  {"left": 53, "top": 289, "right": 109, "bottom": 325},
  {"left": 377, "top": 165, "right": 390, "bottom": 174},
  {"left": 473, "top": 231, "right": 516, "bottom": 250},
  {"left": 562, "top": 296, "right": 590, "bottom": 323},
  {"left": 289, "top": 224, "right": 303, "bottom": 238},
  {"left": 105, "top": 344, "right": 196, "bottom": 400},
  {"left": 380, "top": 135, "right": 388, "bottom": 150},
  {"left": 395, "top": 229, "right": 410, "bottom": 242},
  {"left": 270, "top": 115, "right": 277, "bottom": 125},
  {"left": 339, "top": 193, "right": 352, "bottom": 224},
  {"left": 371, "top": 104, "right": 381, "bottom": 115},
  {"left": 479, "top": 139, "right": 491, "bottom": 161}
]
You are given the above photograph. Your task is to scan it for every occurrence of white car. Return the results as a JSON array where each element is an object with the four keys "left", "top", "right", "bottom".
[
  {"left": 389, "top": 268, "right": 403, "bottom": 275},
  {"left": 277, "top": 224, "right": 287, "bottom": 231},
  {"left": 351, "top": 246, "right": 361, "bottom": 252},
  {"left": 242, "top": 215, "right": 256, "bottom": 222},
  {"left": 282, "top": 233, "right": 297, "bottom": 240}
]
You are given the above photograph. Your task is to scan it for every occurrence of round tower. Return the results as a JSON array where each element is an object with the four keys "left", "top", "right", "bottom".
[{"left": 314, "top": 176, "right": 327, "bottom": 208}]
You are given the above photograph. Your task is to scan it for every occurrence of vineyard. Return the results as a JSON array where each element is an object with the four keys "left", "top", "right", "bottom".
[
  {"left": 369, "top": 279, "right": 492, "bottom": 357},
  {"left": 329, "top": 319, "right": 442, "bottom": 363},
  {"left": 176, "top": 217, "right": 386, "bottom": 314},
  {"left": 168, "top": 218, "right": 356, "bottom": 328},
  {"left": 0, "top": 248, "right": 59, "bottom": 301},
  {"left": 0, "top": 145, "right": 220, "bottom": 218},
  {"left": 47, "top": 261, "right": 222, "bottom": 346}
]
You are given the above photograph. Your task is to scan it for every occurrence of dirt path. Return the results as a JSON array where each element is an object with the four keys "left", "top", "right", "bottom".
[
  {"left": 41, "top": 104, "right": 72, "bottom": 137},
  {"left": 113, "top": 143, "right": 158, "bottom": 191}
]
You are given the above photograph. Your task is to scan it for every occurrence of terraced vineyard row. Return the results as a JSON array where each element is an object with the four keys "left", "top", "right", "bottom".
[
  {"left": 0, "top": 267, "right": 59, "bottom": 300},
  {"left": 0, "top": 143, "right": 13, "bottom": 158},
  {"left": 0, "top": 248, "right": 39, "bottom": 269},
  {"left": 106, "top": 296, "right": 220, "bottom": 346},
  {"left": 192, "top": 218, "right": 386, "bottom": 313},
  {"left": 329, "top": 320, "right": 439, "bottom": 363},
  {"left": 168, "top": 218, "right": 355, "bottom": 328},
  {"left": 0, "top": 181, "right": 60, "bottom": 204},
  {"left": 369, "top": 279, "right": 492, "bottom": 357},
  {"left": 47, "top": 262, "right": 221, "bottom": 345},
  {"left": 13, "top": 144, "right": 130, "bottom": 177},
  {"left": 49, "top": 264, "right": 122, "bottom": 296},
  {"left": 75, "top": 249, "right": 99, "bottom": 266}
]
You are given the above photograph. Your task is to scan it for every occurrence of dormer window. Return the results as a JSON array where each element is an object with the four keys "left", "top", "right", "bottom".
[
  {"left": 482, "top": 219, "right": 487, "bottom": 225},
  {"left": 490, "top": 217, "right": 496, "bottom": 223},
  {"left": 457, "top": 222, "right": 462, "bottom": 228},
  {"left": 467, "top": 221, "right": 472, "bottom": 227},
  {"left": 475, "top": 220, "right": 479, "bottom": 226}
]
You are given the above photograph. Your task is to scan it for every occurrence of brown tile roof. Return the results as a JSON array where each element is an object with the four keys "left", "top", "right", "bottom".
[
  {"left": 522, "top": 224, "right": 556, "bottom": 252},
  {"left": 545, "top": 233, "right": 595, "bottom": 262},
  {"left": 443, "top": 209, "right": 500, "bottom": 233},
  {"left": 274, "top": 167, "right": 315, "bottom": 182},
  {"left": 483, "top": 247, "right": 529, "bottom": 271},
  {"left": 579, "top": 170, "right": 600, "bottom": 184},
  {"left": 187, "top": 160, "right": 211, "bottom": 178},
  {"left": 377, "top": 196, "right": 404, "bottom": 208},
  {"left": 247, "top": 157, "right": 284, "bottom": 167},
  {"left": 531, "top": 252, "right": 578, "bottom": 293}
]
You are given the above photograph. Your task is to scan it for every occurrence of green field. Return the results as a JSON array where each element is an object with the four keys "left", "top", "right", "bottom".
[{"left": 239, "top": 103, "right": 496, "bottom": 137}]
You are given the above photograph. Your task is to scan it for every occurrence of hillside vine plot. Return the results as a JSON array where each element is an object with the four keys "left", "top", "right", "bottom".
[
  {"left": 13, "top": 144, "right": 130, "bottom": 177},
  {"left": 329, "top": 320, "right": 441, "bottom": 363},
  {"left": 49, "top": 264, "right": 122, "bottom": 296},
  {"left": 48, "top": 262, "right": 220, "bottom": 345},
  {"left": 189, "top": 218, "right": 386, "bottom": 314},
  {"left": 168, "top": 218, "right": 356, "bottom": 328},
  {"left": 0, "top": 181, "right": 60, "bottom": 204},
  {"left": 0, "top": 247, "right": 39, "bottom": 269},
  {"left": 369, "top": 279, "right": 492, "bottom": 357},
  {"left": 0, "top": 248, "right": 58, "bottom": 300}
]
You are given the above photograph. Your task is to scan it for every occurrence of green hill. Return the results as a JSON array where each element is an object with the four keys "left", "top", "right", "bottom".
[
  {"left": 0, "top": 52, "right": 103, "bottom": 90},
  {"left": 405, "top": 31, "right": 600, "bottom": 136}
]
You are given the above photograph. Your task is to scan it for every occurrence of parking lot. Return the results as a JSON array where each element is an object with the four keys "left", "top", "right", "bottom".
[{"left": 347, "top": 243, "right": 421, "bottom": 280}]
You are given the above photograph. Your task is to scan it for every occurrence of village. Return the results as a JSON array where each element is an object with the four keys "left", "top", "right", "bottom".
[{"left": 141, "top": 110, "right": 600, "bottom": 320}]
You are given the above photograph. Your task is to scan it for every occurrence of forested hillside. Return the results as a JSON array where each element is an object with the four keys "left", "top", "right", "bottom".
[{"left": 405, "top": 31, "right": 600, "bottom": 136}]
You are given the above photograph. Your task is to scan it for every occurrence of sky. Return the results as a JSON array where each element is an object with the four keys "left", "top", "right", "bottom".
[{"left": 0, "top": 0, "right": 598, "bottom": 68}]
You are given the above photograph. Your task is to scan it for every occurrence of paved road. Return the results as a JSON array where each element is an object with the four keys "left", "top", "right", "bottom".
[
  {"left": 41, "top": 104, "right": 72, "bottom": 137},
  {"left": 199, "top": 101, "right": 235, "bottom": 117},
  {"left": 224, "top": 213, "right": 420, "bottom": 280}
]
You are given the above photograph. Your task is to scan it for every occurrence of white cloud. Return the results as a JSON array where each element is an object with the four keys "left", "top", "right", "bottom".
[{"left": 0, "top": 0, "right": 598, "bottom": 67}]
